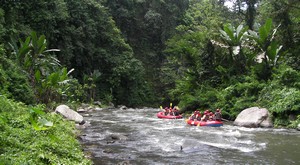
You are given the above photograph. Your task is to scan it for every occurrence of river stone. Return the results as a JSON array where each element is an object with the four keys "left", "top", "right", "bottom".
[
  {"left": 233, "top": 107, "right": 273, "bottom": 128},
  {"left": 55, "top": 105, "right": 84, "bottom": 123},
  {"left": 107, "top": 134, "right": 129, "bottom": 141},
  {"left": 297, "top": 124, "right": 300, "bottom": 131}
]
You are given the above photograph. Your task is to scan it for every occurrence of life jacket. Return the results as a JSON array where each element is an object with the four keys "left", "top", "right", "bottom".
[
  {"left": 195, "top": 114, "right": 202, "bottom": 121},
  {"left": 190, "top": 114, "right": 196, "bottom": 120},
  {"left": 173, "top": 108, "right": 179, "bottom": 116},
  {"left": 201, "top": 114, "right": 209, "bottom": 121}
]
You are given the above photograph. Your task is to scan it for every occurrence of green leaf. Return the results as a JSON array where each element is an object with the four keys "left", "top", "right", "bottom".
[
  {"left": 39, "top": 118, "right": 53, "bottom": 127},
  {"left": 259, "top": 26, "right": 268, "bottom": 43},
  {"left": 237, "top": 25, "right": 248, "bottom": 41},
  {"left": 37, "top": 35, "right": 47, "bottom": 54},
  {"left": 31, "top": 31, "right": 38, "bottom": 52},
  {"left": 264, "top": 18, "right": 273, "bottom": 36},
  {"left": 223, "top": 24, "right": 235, "bottom": 44},
  {"left": 267, "top": 41, "right": 278, "bottom": 61},
  {"left": 35, "top": 70, "right": 42, "bottom": 83},
  {"left": 220, "top": 29, "right": 230, "bottom": 41},
  {"left": 48, "top": 72, "right": 60, "bottom": 86},
  {"left": 30, "top": 107, "right": 45, "bottom": 115},
  {"left": 236, "top": 24, "right": 243, "bottom": 39}
]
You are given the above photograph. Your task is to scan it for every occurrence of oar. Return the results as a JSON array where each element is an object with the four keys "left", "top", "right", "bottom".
[
  {"left": 160, "top": 106, "right": 163, "bottom": 110},
  {"left": 170, "top": 102, "right": 172, "bottom": 108},
  {"left": 221, "top": 118, "right": 230, "bottom": 122}
]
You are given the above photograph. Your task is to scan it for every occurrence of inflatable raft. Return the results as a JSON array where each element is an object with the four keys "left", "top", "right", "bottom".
[
  {"left": 157, "top": 112, "right": 183, "bottom": 119},
  {"left": 186, "top": 119, "right": 223, "bottom": 127}
]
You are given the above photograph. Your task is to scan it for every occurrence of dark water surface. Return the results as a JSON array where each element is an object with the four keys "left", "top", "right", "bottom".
[{"left": 80, "top": 108, "right": 300, "bottom": 165}]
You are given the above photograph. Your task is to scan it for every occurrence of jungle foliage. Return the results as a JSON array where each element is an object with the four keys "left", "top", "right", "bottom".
[
  {"left": 0, "top": 96, "right": 92, "bottom": 164},
  {"left": 163, "top": 0, "right": 300, "bottom": 127},
  {"left": 0, "top": 0, "right": 299, "bottom": 163},
  {"left": 0, "top": 0, "right": 299, "bottom": 126},
  {"left": 0, "top": 0, "right": 153, "bottom": 107}
]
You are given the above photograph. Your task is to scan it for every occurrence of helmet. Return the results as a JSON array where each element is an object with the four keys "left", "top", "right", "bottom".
[
  {"left": 205, "top": 110, "right": 209, "bottom": 114},
  {"left": 216, "top": 109, "right": 220, "bottom": 112}
]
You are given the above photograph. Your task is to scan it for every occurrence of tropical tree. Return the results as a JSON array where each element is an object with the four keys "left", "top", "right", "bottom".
[
  {"left": 258, "top": 0, "right": 300, "bottom": 70},
  {"left": 219, "top": 23, "right": 249, "bottom": 74},
  {"left": 248, "top": 18, "right": 283, "bottom": 79},
  {"left": 10, "top": 32, "right": 74, "bottom": 104}
]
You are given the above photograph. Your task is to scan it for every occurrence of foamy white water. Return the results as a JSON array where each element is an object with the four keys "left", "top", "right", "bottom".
[{"left": 80, "top": 108, "right": 300, "bottom": 165}]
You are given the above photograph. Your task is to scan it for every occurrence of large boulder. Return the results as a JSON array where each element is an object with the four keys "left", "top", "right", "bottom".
[
  {"left": 55, "top": 105, "right": 84, "bottom": 123},
  {"left": 233, "top": 107, "right": 273, "bottom": 128},
  {"left": 297, "top": 124, "right": 300, "bottom": 131}
]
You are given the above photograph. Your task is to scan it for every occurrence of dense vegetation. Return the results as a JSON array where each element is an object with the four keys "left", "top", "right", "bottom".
[
  {"left": 0, "top": 0, "right": 299, "bottom": 163},
  {"left": 0, "top": 96, "right": 92, "bottom": 164},
  {"left": 162, "top": 0, "right": 300, "bottom": 127}
]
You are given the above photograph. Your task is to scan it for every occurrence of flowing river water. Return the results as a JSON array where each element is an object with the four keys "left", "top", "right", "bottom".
[{"left": 80, "top": 108, "right": 300, "bottom": 165}]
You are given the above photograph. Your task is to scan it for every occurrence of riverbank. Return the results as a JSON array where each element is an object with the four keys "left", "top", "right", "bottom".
[{"left": 0, "top": 96, "right": 92, "bottom": 164}]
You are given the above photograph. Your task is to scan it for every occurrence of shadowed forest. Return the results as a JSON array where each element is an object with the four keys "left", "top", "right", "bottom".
[{"left": 1, "top": 0, "right": 300, "bottom": 127}]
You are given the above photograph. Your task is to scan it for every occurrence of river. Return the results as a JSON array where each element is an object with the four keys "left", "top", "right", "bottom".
[{"left": 80, "top": 107, "right": 300, "bottom": 165}]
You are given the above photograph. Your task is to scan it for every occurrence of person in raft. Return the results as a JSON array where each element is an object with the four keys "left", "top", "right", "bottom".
[
  {"left": 214, "top": 109, "right": 222, "bottom": 121},
  {"left": 195, "top": 111, "right": 202, "bottom": 121},
  {"left": 164, "top": 107, "right": 170, "bottom": 115},
  {"left": 188, "top": 111, "right": 197, "bottom": 120},
  {"left": 189, "top": 110, "right": 202, "bottom": 121},
  {"left": 201, "top": 110, "right": 210, "bottom": 122},
  {"left": 172, "top": 106, "right": 180, "bottom": 116},
  {"left": 209, "top": 112, "right": 215, "bottom": 121}
]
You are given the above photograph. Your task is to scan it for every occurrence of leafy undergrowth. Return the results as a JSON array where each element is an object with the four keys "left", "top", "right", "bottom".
[{"left": 0, "top": 96, "right": 92, "bottom": 165}]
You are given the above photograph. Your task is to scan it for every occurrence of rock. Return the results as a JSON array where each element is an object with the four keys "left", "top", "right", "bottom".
[
  {"left": 87, "top": 106, "right": 94, "bottom": 111},
  {"left": 233, "top": 107, "right": 273, "bottom": 128},
  {"left": 107, "top": 134, "right": 129, "bottom": 141},
  {"left": 297, "top": 124, "right": 300, "bottom": 131},
  {"left": 81, "top": 103, "right": 90, "bottom": 108},
  {"left": 119, "top": 105, "right": 127, "bottom": 110},
  {"left": 95, "top": 107, "right": 103, "bottom": 111},
  {"left": 93, "top": 101, "right": 102, "bottom": 106},
  {"left": 103, "top": 148, "right": 113, "bottom": 153},
  {"left": 75, "top": 121, "right": 91, "bottom": 129},
  {"left": 77, "top": 108, "right": 86, "bottom": 113},
  {"left": 55, "top": 105, "right": 84, "bottom": 123}
]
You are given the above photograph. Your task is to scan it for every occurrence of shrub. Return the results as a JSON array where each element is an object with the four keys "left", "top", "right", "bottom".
[
  {"left": 0, "top": 96, "right": 92, "bottom": 164},
  {"left": 0, "top": 45, "right": 35, "bottom": 104}
]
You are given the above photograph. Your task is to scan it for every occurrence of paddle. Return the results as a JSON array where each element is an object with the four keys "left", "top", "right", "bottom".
[{"left": 221, "top": 118, "right": 230, "bottom": 122}]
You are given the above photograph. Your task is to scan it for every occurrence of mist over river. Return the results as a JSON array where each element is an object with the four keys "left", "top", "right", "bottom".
[{"left": 80, "top": 108, "right": 300, "bottom": 165}]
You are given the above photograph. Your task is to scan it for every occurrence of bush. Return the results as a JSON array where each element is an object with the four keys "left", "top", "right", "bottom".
[
  {"left": 257, "top": 65, "right": 300, "bottom": 127},
  {"left": 0, "top": 45, "right": 35, "bottom": 104},
  {"left": 0, "top": 96, "right": 92, "bottom": 164}
]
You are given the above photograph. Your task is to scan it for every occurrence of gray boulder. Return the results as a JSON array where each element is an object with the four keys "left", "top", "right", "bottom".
[
  {"left": 55, "top": 105, "right": 84, "bottom": 123},
  {"left": 297, "top": 124, "right": 300, "bottom": 131},
  {"left": 234, "top": 107, "right": 273, "bottom": 128}
]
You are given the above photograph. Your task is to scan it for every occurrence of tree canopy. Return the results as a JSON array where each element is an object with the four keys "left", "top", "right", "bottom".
[{"left": 0, "top": 0, "right": 299, "bottom": 127}]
